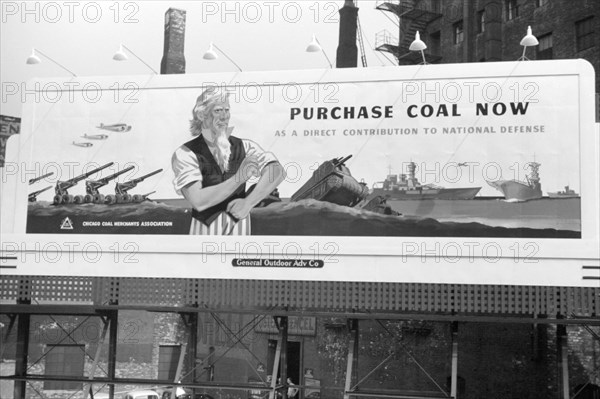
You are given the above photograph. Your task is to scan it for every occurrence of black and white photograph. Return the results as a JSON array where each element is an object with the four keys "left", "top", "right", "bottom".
[{"left": 1, "top": 1, "right": 599, "bottom": 399}]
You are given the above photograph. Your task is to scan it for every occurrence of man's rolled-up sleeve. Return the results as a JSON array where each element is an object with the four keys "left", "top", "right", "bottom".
[{"left": 172, "top": 146, "right": 203, "bottom": 195}]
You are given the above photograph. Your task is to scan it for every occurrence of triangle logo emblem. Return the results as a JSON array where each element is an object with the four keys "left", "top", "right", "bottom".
[{"left": 60, "top": 217, "right": 74, "bottom": 230}]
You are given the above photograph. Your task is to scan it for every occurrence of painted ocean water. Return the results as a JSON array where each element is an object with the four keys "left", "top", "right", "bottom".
[{"left": 387, "top": 197, "right": 580, "bottom": 231}]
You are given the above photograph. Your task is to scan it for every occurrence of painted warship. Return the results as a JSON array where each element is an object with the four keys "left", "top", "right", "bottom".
[
  {"left": 371, "top": 162, "right": 481, "bottom": 200},
  {"left": 291, "top": 155, "right": 369, "bottom": 207},
  {"left": 547, "top": 185, "right": 579, "bottom": 199},
  {"left": 487, "top": 161, "right": 542, "bottom": 202},
  {"left": 40, "top": 163, "right": 163, "bottom": 205}
]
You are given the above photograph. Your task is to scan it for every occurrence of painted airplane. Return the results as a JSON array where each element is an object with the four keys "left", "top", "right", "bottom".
[
  {"left": 82, "top": 133, "right": 109, "bottom": 140},
  {"left": 97, "top": 123, "right": 132, "bottom": 132},
  {"left": 73, "top": 141, "right": 93, "bottom": 148}
]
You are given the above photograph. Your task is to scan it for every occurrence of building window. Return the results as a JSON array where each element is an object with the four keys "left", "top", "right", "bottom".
[
  {"left": 454, "top": 20, "right": 464, "bottom": 44},
  {"left": 477, "top": 10, "right": 486, "bottom": 33},
  {"left": 576, "top": 17, "right": 595, "bottom": 52},
  {"left": 536, "top": 0, "right": 548, "bottom": 6},
  {"left": 506, "top": 0, "right": 518, "bottom": 20},
  {"left": 158, "top": 344, "right": 182, "bottom": 381},
  {"left": 537, "top": 33, "right": 553, "bottom": 60},
  {"left": 429, "top": 30, "right": 441, "bottom": 55},
  {"left": 44, "top": 344, "right": 84, "bottom": 390}
]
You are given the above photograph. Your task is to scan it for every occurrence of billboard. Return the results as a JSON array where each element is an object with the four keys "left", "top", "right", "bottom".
[
  {"left": 0, "top": 115, "right": 20, "bottom": 167},
  {"left": 1, "top": 60, "right": 598, "bottom": 286}
]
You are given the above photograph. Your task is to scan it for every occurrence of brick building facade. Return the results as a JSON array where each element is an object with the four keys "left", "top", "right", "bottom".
[{"left": 377, "top": 0, "right": 599, "bottom": 96}]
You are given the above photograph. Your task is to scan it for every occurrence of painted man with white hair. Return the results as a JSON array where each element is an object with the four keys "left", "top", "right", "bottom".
[{"left": 172, "top": 87, "right": 285, "bottom": 235}]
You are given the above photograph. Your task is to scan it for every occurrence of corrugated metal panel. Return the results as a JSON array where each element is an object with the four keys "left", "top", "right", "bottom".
[{"left": 1, "top": 276, "right": 598, "bottom": 317}]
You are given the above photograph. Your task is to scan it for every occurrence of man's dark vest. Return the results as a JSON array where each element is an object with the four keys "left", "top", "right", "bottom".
[{"left": 183, "top": 135, "right": 246, "bottom": 225}]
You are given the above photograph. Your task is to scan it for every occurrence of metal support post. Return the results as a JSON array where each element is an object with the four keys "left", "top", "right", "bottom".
[
  {"left": 188, "top": 313, "right": 198, "bottom": 396},
  {"left": 107, "top": 310, "right": 118, "bottom": 399},
  {"left": 531, "top": 315, "right": 539, "bottom": 362},
  {"left": 557, "top": 324, "right": 569, "bottom": 399},
  {"left": 269, "top": 316, "right": 288, "bottom": 399},
  {"left": 280, "top": 316, "right": 289, "bottom": 399},
  {"left": 174, "top": 343, "right": 188, "bottom": 383},
  {"left": 344, "top": 319, "right": 358, "bottom": 399},
  {"left": 207, "top": 346, "right": 216, "bottom": 381},
  {"left": 269, "top": 339, "right": 281, "bottom": 399},
  {"left": 83, "top": 317, "right": 110, "bottom": 399},
  {"left": 269, "top": 317, "right": 283, "bottom": 399},
  {"left": 14, "top": 301, "right": 31, "bottom": 399},
  {"left": 450, "top": 322, "right": 458, "bottom": 399}
]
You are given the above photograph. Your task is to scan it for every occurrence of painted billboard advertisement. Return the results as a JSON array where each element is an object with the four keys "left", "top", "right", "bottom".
[
  {"left": 0, "top": 115, "right": 20, "bottom": 167},
  {"left": 1, "top": 60, "right": 598, "bottom": 285}
]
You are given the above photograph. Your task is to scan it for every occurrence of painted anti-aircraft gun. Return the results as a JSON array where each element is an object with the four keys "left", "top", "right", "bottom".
[
  {"left": 29, "top": 172, "right": 54, "bottom": 185},
  {"left": 28, "top": 186, "right": 52, "bottom": 202},
  {"left": 53, "top": 162, "right": 114, "bottom": 205},
  {"left": 28, "top": 172, "right": 54, "bottom": 202},
  {"left": 105, "top": 168, "right": 163, "bottom": 204},
  {"left": 291, "top": 155, "right": 369, "bottom": 207},
  {"left": 85, "top": 166, "right": 136, "bottom": 204}
]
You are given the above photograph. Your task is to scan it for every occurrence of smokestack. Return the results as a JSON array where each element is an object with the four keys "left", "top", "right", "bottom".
[
  {"left": 161, "top": 8, "right": 186, "bottom": 74},
  {"left": 336, "top": 0, "right": 358, "bottom": 68}
]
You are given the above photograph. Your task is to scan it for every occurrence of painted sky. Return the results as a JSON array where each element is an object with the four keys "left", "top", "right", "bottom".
[{"left": 14, "top": 64, "right": 583, "bottom": 201}]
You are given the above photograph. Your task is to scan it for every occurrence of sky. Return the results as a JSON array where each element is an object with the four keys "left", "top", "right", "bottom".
[{"left": 1, "top": 0, "right": 399, "bottom": 117}]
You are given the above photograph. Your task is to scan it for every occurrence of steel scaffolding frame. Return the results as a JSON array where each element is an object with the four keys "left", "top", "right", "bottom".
[{"left": 1, "top": 276, "right": 598, "bottom": 399}]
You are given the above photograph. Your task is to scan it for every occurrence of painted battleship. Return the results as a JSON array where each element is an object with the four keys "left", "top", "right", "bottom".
[
  {"left": 487, "top": 161, "right": 542, "bottom": 202},
  {"left": 548, "top": 185, "right": 579, "bottom": 199},
  {"left": 291, "top": 155, "right": 369, "bottom": 207},
  {"left": 371, "top": 162, "right": 481, "bottom": 200}
]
